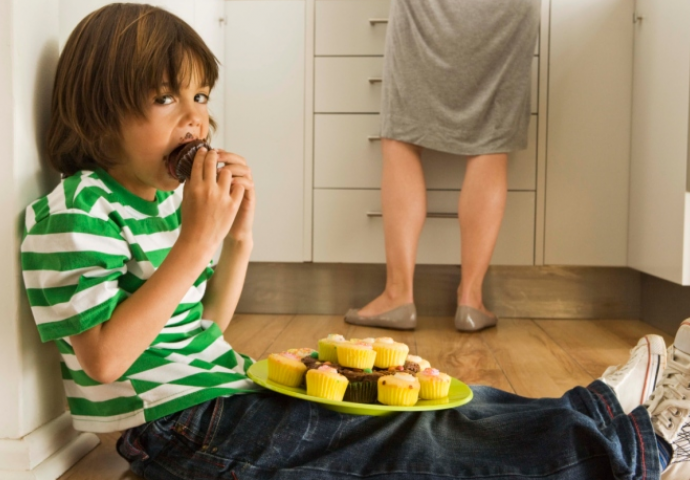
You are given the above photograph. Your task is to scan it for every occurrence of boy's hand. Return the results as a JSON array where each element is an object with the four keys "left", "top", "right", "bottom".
[
  {"left": 178, "top": 148, "right": 249, "bottom": 256},
  {"left": 215, "top": 149, "right": 255, "bottom": 243}
]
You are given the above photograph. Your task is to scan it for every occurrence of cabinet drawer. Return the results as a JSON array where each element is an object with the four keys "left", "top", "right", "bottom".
[
  {"left": 315, "top": 0, "right": 539, "bottom": 57},
  {"left": 315, "top": 57, "right": 383, "bottom": 113},
  {"left": 316, "top": 0, "right": 391, "bottom": 56},
  {"left": 315, "top": 57, "right": 539, "bottom": 114},
  {"left": 314, "top": 114, "right": 537, "bottom": 190},
  {"left": 313, "top": 189, "right": 535, "bottom": 265}
]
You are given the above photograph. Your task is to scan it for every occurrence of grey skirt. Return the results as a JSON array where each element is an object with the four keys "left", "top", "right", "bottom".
[{"left": 381, "top": 0, "right": 541, "bottom": 155}]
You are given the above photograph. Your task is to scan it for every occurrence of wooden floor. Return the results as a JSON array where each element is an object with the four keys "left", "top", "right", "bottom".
[{"left": 57, "top": 315, "right": 674, "bottom": 480}]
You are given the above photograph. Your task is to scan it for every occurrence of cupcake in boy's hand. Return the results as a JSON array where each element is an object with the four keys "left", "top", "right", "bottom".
[
  {"left": 267, "top": 352, "right": 307, "bottom": 387},
  {"left": 372, "top": 337, "right": 409, "bottom": 369},
  {"left": 166, "top": 139, "right": 211, "bottom": 181},
  {"left": 337, "top": 341, "right": 377, "bottom": 370},
  {"left": 416, "top": 368, "right": 451, "bottom": 400},
  {"left": 377, "top": 372, "right": 420, "bottom": 406},
  {"left": 318, "top": 334, "right": 346, "bottom": 363},
  {"left": 306, "top": 365, "right": 349, "bottom": 401}
]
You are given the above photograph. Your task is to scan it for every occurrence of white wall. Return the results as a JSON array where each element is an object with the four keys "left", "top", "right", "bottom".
[{"left": 0, "top": 0, "right": 64, "bottom": 441}]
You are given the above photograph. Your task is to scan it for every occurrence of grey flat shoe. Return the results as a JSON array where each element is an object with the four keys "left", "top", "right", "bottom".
[
  {"left": 455, "top": 305, "right": 498, "bottom": 332},
  {"left": 344, "top": 303, "right": 417, "bottom": 330}
]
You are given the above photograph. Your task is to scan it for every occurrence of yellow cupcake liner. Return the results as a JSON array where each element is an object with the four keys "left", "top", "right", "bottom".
[
  {"left": 318, "top": 340, "right": 340, "bottom": 363},
  {"left": 373, "top": 348, "right": 409, "bottom": 369},
  {"left": 419, "top": 379, "right": 451, "bottom": 400},
  {"left": 267, "top": 360, "right": 306, "bottom": 388},
  {"left": 377, "top": 383, "right": 419, "bottom": 406},
  {"left": 337, "top": 347, "right": 377, "bottom": 369},
  {"left": 306, "top": 372, "right": 348, "bottom": 401}
]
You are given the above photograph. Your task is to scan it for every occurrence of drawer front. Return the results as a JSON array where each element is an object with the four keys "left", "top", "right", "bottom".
[
  {"left": 316, "top": 0, "right": 391, "bottom": 56},
  {"left": 314, "top": 114, "right": 537, "bottom": 190},
  {"left": 316, "top": 0, "right": 539, "bottom": 58},
  {"left": 313, "top": 189, "right": 535, "bottom": 265},
  {"left": 315, "top": 57, "right": 383, "bottom": 113},
  {"left": 315, "top": 57, "right": 539, "bottom": 114}
]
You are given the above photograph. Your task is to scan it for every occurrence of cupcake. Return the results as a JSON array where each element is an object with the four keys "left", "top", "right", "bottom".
[
  {"left": 405, "top": 355, "right": 431, "bottom": 373},
  {"left": 166, "top": 139, "right": 212, "bottom": 181},
  {"left": 349, "top": 337, "right": 375, "bottom": 346},
  {"left": 306, "top": 365, "right": 349, "bottom": 401},
  {"left": 377, "top": 372, "right": 420, "bottom": 406},
  {"left": 337, "top": 342, "right": 377, "bottom": 370},
  {"left": 267, "top": 352, "right": 307, "bottom": 387},
  {"left": 372, "top": 337, "right": 409, "bottom": 369},
  {"left": 416, "top": 368, "right": 452, "bottom": 400},
  {"left": 318, "top": 334, "right": 346, "bottom": 363},
  {"left": 287, "top": 347, "right": 318, "bottom": 359},
  {"left": 339, "top": 368, "right": 381, "bottom": 404}
]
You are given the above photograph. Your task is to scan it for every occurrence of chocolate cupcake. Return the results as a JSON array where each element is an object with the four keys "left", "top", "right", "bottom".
[
  {"left": 339, "top": 368, "right": 382, "bottom": 404},
  {"left": 166, "top": 139, "right": 211, "bottom": 181}
]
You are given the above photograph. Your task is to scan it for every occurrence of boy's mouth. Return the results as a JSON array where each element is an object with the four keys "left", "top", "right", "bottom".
[{"left": 166, "top": 139, "right": 211, "bottom": 181}]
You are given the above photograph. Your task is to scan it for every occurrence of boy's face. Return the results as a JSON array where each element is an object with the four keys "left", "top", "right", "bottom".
[{"left": 109, "top": 66, "right": 211, "bottom": 200}]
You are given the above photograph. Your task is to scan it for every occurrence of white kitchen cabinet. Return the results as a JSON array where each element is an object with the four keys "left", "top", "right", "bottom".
[
  {"left": 313, "top": 190, "right": 535, "bottom": 265},
  {"left": 315, "top": 0, "right": 391, "bottom": 56},
  {"left": 628, "top": 0, "right": 690, "bottom": 284},
  {"left": 310, "top": 0, "right": 544, "bottom": 266},
  {"left": 545, "top": 0, "right": 634, "bottom": 266},
  {"left": 224, "top": 1, "right": 306, "bottom": 262},
  {"left": 314, "top": 114, "right": 538, "bottom": 191}
]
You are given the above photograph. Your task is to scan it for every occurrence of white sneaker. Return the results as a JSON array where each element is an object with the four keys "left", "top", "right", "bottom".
[
  {"left": 646, "top": 322, "right": 690, "bottom": 478},
  {"left": 601, "top": 334, "right": 667, "bottom": 413}
]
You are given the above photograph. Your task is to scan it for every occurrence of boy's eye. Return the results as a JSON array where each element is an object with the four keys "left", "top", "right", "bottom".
[
  {"left": 195, "top": 93, "right": 210, "bottom": 104},
  {"left": 154, "top": 95, "right": 174, "bottom": 105}
]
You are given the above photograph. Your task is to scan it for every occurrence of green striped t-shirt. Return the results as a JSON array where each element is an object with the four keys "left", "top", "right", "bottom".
[{"left": 20, "top": 169, "right": 261, "bottom": 433}]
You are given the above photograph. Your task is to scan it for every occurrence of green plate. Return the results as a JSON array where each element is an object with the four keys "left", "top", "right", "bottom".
[{"left": 247, "top": 359, "right": 473, "bottom": 416}]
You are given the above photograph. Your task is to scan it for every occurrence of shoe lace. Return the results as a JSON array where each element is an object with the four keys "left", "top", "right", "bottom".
[{"left": 646, "top": 346, "right": 690, "bottom": 462}]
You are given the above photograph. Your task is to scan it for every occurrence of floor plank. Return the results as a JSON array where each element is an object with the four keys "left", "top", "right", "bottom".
[
  {"left": 223, "top": 314, "right": 293, "bottom": 359},
  {"left": 535, "top": 319, "right": 665, "bottom": 379},
  {"left": 481, "top": 319, "right": 594, "bottom": 398},
  {"left": 415, "top": 316, "right": 514, "bottom": 392}
]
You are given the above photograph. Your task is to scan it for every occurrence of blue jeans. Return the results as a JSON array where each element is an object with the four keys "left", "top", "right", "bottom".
[{"left": 117, "top": 380, "right": 659, "bottom": 480}]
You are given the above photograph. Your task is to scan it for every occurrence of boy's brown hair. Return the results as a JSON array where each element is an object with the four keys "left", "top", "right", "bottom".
[{"left": 47, "top": 3, "right": 219, "bottom": 176}]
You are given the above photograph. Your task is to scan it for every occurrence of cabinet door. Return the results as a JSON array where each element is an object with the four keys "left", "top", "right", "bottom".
[
  {"left": 225, "top": 1, "right": 305, "bottom": 262},
  {"left": 628, "top": 0, "right": 690, "bottom": 284},
  {"left": 545, "top": 0, "right": 633, "bottom": 266}
]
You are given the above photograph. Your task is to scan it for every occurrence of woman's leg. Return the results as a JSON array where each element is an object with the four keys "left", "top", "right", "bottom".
[
  {"left": 355, "top": 139, "right": 425, "bottom": 317},
  {"left": 457, "top": 153, "right": 508, "bottom": 315}
]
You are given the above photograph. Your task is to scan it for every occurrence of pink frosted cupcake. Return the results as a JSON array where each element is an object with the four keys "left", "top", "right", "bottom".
[
  {"left": 306, "top": 365, "right": 349, "bottom": 401},
  {"left": 416, "top": 368, "right": 452, "bottom": 400},
  {"left": 267, "top": 352, "right": 307, "bottom": 387}
]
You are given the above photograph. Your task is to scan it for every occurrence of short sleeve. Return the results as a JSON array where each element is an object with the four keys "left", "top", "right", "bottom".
[{"left": 21, "top": 210, "right": 131, "bottom": 342}]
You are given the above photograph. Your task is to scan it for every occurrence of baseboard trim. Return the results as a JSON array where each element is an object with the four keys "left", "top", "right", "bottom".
[
  {"left": 641, "top": 273, "right": 690, "bottom": 335},
  {"left": 0, "top": 412, "right": 99, "bottom": 480},
  {"left": 238, "top": 263, "right": 641, "bottom": 319}
]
